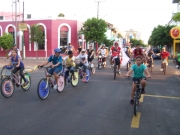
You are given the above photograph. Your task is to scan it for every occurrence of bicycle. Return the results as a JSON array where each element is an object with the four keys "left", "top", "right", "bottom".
[
  {"left": 97, "top": 54, "right": 106, "bottom": 70},
  {"left": 77, "top": 63, "right": 90, "bottom": 83},
  {"left": 112, "top": 56, "right": 121, "bottom": 80},
  {"left": 37, "top": 66, "right": 65, "bottom": 100},
  {"left": 1, "top": 65, "right": 31, "bottom": 98},
  {"left": 126, "top": 59, "right": 131, "bottom": 71},
  {"left": 147, "top": 57, "right": 153, "bottom": 72},
  {"left": 64, "top": 65, "right": 79, "bottom": 87},
  {"left": 162, "top": 59, "right": 167, "bottom": 74},
  {"left": 88, "top": 62, "right": 96, "bottom": 75}
]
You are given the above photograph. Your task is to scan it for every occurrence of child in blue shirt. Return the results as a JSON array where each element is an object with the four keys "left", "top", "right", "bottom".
[
  {"left": 125, "top": 56, "right": 151, "bottom": 105},
  {"left": 39, "top": 48, "right": 62, "bottom": 89}
]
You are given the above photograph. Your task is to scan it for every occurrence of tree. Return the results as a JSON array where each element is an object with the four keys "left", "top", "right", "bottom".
[
  {"left": 102, "top": 37, "right": 114, "bottom": 47},
  {"left": 172, "top": 12, "right": 180, "bottom": 22},
  {"left": 0, "top": 33, "right": 13, "bottom": 50},
  {"left": 148, "top": 25, "right": 175, "bottom": 47},
  {"left": 30, "top": 24, "right": 44, "bottom": 58},
  {"left": 81, "top": 17, "right": 107, "bottom": 43},
  {"left": 130, "top": 38, "right": 146, "bottom": 47},
  {"left": 58, "top": 13, "right": 65, "bottom": 17}
]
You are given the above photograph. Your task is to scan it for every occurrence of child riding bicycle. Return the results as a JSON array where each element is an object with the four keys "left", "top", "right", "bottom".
[
  {"left": 5, "top": 49, "right": 28, "bottom": 87},
  {"left": 63, "top": 51, "right": 77, "bottom": 80},
  {"left": 124, "top": 56, "right": 151, "bottom": 105},
  {"left": 76, "top": 49, "right": 88, "bottom": 82},
  {"left": 38, "top": 48, "right": 62, "bottom": 89}
]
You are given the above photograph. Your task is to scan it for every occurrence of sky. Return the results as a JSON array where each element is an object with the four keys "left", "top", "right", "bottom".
[{"left": 0, "top": 0, "right": 178, "bottom": 44}]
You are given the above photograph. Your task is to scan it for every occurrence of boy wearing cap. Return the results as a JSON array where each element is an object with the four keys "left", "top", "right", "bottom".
[
  {"left": 38, "top": 48, "right": 62, "bottom": 89},
  {"left": 159, "top": 47, "right": 170, "bottom": 71}
]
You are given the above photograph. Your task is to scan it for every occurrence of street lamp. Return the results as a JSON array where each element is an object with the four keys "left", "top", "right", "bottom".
[{"left": 95, "top": 0, "right": 106, "bottom": 19}]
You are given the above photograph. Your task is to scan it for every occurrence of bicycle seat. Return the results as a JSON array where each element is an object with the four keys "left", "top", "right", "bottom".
[{"left": 134, "top": 81, "right": 140, "bottom": 84}]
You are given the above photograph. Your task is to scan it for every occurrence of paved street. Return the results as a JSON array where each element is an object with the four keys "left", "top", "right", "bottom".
[{"left": 0, "top": 60, "right": 180, "bottom": 135}]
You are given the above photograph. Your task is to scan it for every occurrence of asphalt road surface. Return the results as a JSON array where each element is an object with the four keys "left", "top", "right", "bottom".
[{"left": 0, "top": 60, "right": 180, "bottom": 135}]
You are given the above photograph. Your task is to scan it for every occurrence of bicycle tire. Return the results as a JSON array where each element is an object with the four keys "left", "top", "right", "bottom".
[
  {"left": 163, "top": 63, "right": 166, "bottom": 74},
  {"left": 126, "top": 63, "right": 129, "bottom": 71},
  {"left": 98, "top": 61, "right": 101, "bottom": 70},
  {"left": 114, "top": 64, "right": 116, "bottom": 80},
  {"left": 91, "top": 63, "right": 96, "bottom": 75},
  {"left": 37, "top": 78, "right": 50, "bottom": 100},
  {"left": 21, "top": 73, "right": 31, "bottom": 91},
  {"left": 71, "top": 71, "right": 79, "bottom": 87},
  {"left": 134, "top": 92, "right": 138, "bottom": 116},
  {"left": 85, "top": 69, "right": 90, "bottom": 83},
  {"left": 1, "top": 78, "right": 15, "bottom": 98},
  {"left": 57, "top": 75, "right": 65, "bottom": 92}
]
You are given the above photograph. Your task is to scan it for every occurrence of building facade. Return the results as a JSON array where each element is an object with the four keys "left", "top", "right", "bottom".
[{"left": 0, "top": 18, "right": 83, "bottom": 58}]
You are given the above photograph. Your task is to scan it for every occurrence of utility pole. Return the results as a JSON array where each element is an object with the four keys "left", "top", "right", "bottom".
[
  {"left": 97, "top": 1, "right": 99, "bottom": 19},
  {"left": 22, "top": 1, "right": 25, "bottom": 61},
  {"left": 15, "top": 0, "right": 18, "bottom": 45}
]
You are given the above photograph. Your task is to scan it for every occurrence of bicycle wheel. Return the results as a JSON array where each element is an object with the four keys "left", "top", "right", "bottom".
[
  {"left": 57, "top": 75, "right": 65, "bottom": 92},
  {"left": 71, "top": 71, "right": 79, "bottom": 87},
  {"left": 85, "top": 69, "right": 90, "bottom": 83},
  {"left": 37, "top": 78, "right": 50, "bottom": 100},
  {"left": 1, "top": 78, "right": 15, "bottom": 98},
  {"left": 126, "top": 63, "right": 129, "bottom": 71},
  {"left": 134, "top": 92, "right": 138, "bottom": 116},
  {"left": 21, "top": 73, "right": 31, "bottom": 91},
  {"left": 0, "top": 67, "right": 6, "bottom": 80},
  {"left": 98, "top": 61, "right": 101, "bottom": 70},
  {"left": 114, "top": 64, "right": 116, "bottom": 80},
  {"left": 163, "top": 63, "right": 166, "bottom": 74}
]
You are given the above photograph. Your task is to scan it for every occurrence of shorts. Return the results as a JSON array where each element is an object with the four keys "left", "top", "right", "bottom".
[
  {"left": 48, "top": 67, "right": 62, "bottom": 75},
  {"left": 67, "top": 66, "right": 75, "bottom": 73},
  {"left": 88, "top": 57, "right": 94, "bottom": 62},
  {"left": 111, "top": 56, "right": 121, "bottom": 65},
  {"left": 132, "top": 77, "right": 146, "bottom": 83},
  {"left": 79, "top": 62, "right": 87, "bottom": 73}
]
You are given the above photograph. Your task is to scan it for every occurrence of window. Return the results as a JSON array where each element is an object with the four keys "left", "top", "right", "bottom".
[
  {"left": 0, "top": 16, "right": 4, "bottom": 20},
  {"left": 9, "top": 32, "right": 15, "bottom": 44},
  {"left": 60, "top": 31, "right": 68, "bottom": 47},
  {"left": 38, "top": 31, "right": 45, "bottom": 50}
]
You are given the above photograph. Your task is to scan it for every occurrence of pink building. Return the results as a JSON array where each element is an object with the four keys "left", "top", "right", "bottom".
[{"left": 0, "top": 18, "right": 85, "bottom": 58}]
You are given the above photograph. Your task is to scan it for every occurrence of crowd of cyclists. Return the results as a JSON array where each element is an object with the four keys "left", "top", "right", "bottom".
[{"left": 1, "top": 42, "right": 180, "bottom": 103}]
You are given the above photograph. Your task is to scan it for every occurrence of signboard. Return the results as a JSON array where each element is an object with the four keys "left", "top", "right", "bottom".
[
  {"left": 18, "top": 22, "right": 27, "bottom": 31},
  {"left": 170, "top": 26, "right": 180, "bottom": 39}
]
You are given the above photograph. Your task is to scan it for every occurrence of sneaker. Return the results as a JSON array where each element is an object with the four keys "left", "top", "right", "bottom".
[
  {"left": 176, "top": 65, "right": 179, "bottom": 69},
  {"left": 141, "top": 88, "right": 145, "bottom": 94},
  {"left": 53, "top": 84, "right": 58, "bottom": 89},
  {"left": 118, "top": 70, "right": 121, "bottom": 75},
  {"left": 130, "top": 99, "right": 134, "bottom": 105},
  {"left": 160, "top": 69, "right": 163, "bottom": 71}
]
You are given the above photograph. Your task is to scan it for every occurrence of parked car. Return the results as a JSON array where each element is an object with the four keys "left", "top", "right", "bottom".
[{"left": 152, "top": 48, "right": 161, "bottom": 59}]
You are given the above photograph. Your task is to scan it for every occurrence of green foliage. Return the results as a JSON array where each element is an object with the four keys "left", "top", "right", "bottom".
[
  {"left": 102, "top": 37, "right": 114, "bottom": 47},
  {"left": 130, "top": 38, "right": 146, "bottom": 47},
  {"left": 148, "top": 25, "right": 175, "bottom": 46},
  {"left": 172, "top": 12, "right": 180, "bottom": 22},
  {"left": 0, "top": 33, "right": 13, "bottom": 50},
  {"left": 81, "top": 17, "right": 107, "bottom": 43},
  {"left": 58, "top": 13, "right": 65, "bottom": 17},
  {"left": 30, "top": 24, "right": 44, "bottom": 45}
]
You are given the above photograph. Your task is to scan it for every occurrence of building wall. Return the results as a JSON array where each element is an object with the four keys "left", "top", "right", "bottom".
[{"left": 0, "top": 18, "right": 80, "bottom": 58}]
